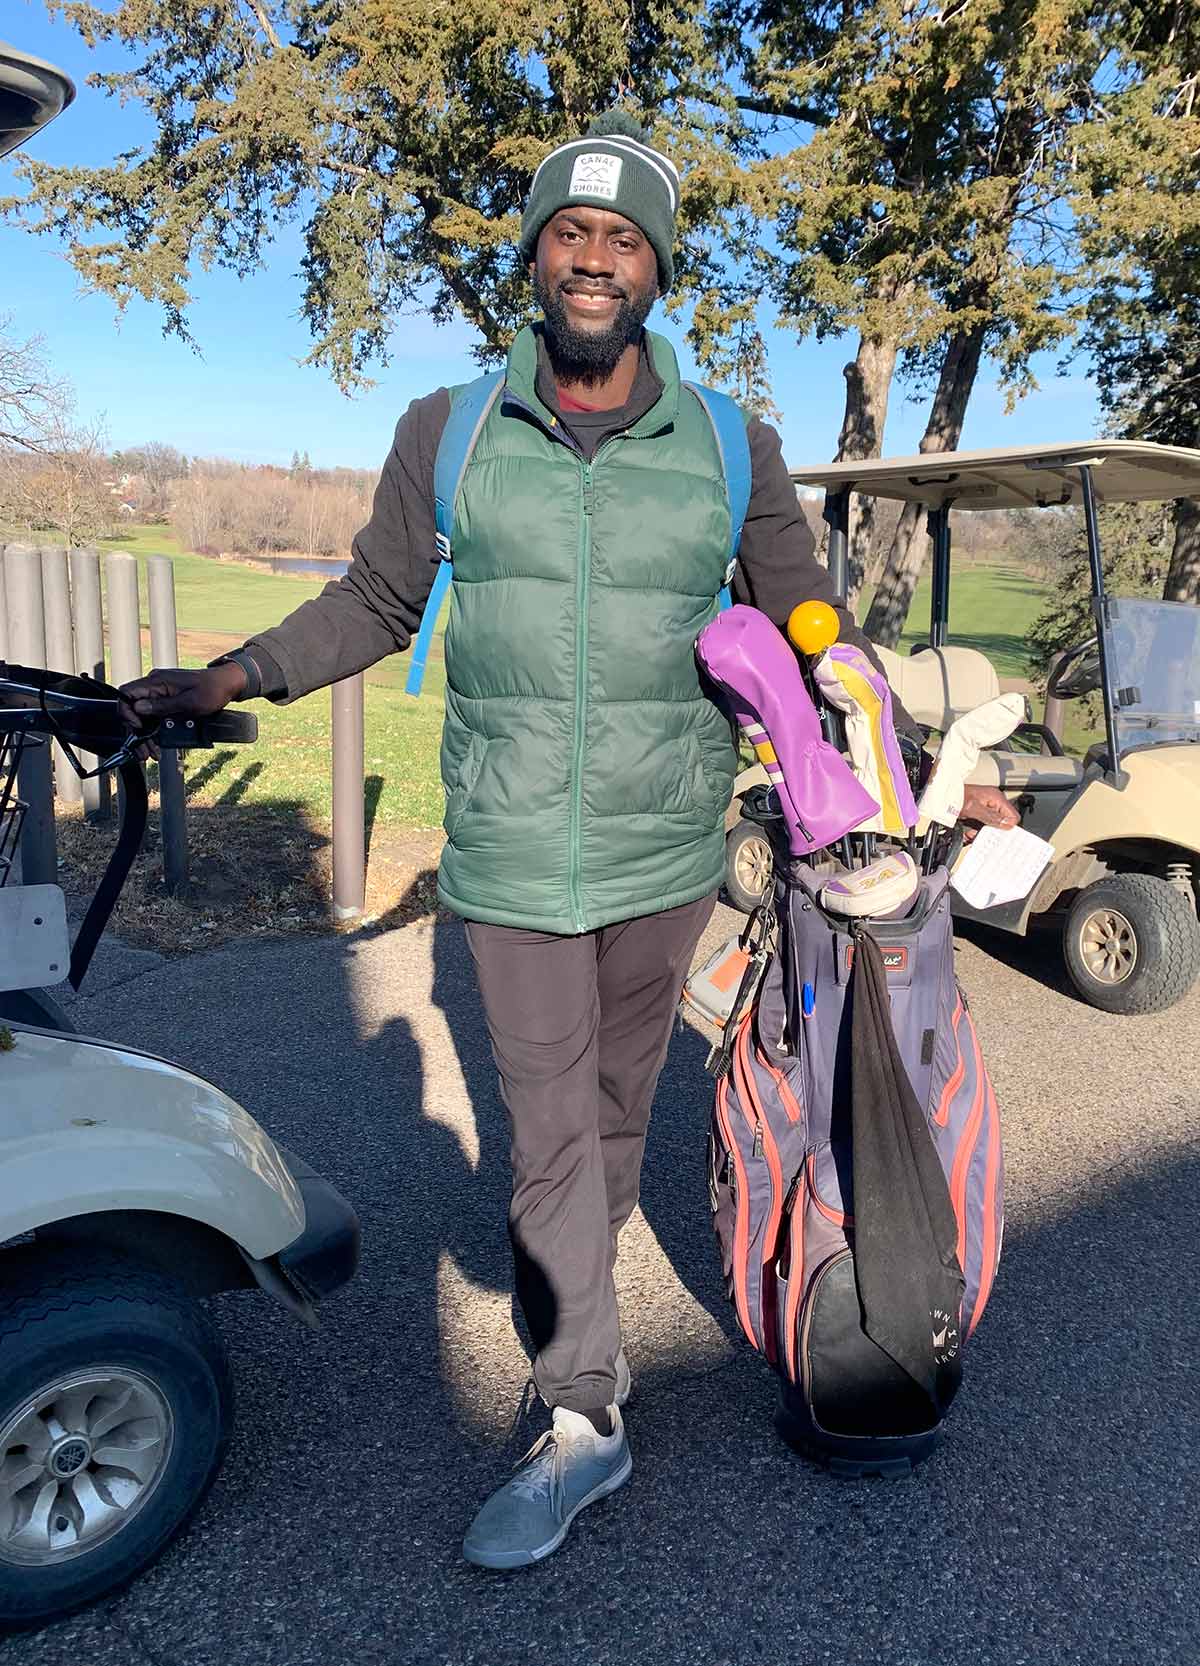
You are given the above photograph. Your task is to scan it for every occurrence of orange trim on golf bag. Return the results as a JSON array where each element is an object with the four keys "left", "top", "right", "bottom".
[
  {"left": 950, "top": 1018, "right": 988, "bottom": 1272},
  {"left": 732, "top": 1016, "right": 783, "bottom": 1367},
  {"left": 715, "top": 1073, "right": 757, "bottom": 1351},
  {"left": 753, "top": 1028, "right": 802, "bottom": 1124},
  {"left": 782, "top": 1195, "right": 806, "bottom": 1383},
  {"left": 970, "top": 1073, "right": 1003, "bottom": 1333},
  {"left": 934, "top": 994, "right": 966, "bottom": 1127},
  {"left": 806, "top": 1152, "right": 852, "bottom": 1228}
]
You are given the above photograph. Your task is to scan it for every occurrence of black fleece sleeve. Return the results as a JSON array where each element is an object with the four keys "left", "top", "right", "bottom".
[
  {"left": 242, "top": 389, "right": 451, "bottom": 703},
  {"left": 733, "top": 417, "right": 920, "bottom": 742}
]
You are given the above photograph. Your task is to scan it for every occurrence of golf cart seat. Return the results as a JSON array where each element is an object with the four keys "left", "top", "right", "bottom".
[
  {"left": 874, "top": 644, "right": 1086, "bottom": 793},
  {"left": 961, "top": 749, "right": 1085, "bottom": 791}
]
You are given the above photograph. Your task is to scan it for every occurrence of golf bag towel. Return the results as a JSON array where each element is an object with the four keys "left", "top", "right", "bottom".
[{"left": 708, "top": 863, "right": 1002, "bottom": 1470}]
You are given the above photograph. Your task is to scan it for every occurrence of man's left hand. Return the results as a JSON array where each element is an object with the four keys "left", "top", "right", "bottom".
[{"left": 958, "top": 784, "right": 1019, "bottom": 837}]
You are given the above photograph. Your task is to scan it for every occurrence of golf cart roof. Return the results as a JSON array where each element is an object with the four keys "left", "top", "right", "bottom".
[
  {"left": 790, "top": 440, "right": 1200, "bottom": 511},
  {"left": 0, "top": 41, "right": 74, "bottom": 159}
]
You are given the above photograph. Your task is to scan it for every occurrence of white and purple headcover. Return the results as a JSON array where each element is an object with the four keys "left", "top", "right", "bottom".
[{"left": 813, "top": 644, "right": 919, "bottom": 836}]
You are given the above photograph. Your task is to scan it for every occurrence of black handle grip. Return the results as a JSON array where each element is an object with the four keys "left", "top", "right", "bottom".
[{"left": 157, "top": 710, "right": 258, "bottom": 748}]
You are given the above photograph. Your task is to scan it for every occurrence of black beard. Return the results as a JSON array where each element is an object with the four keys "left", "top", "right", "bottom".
[{"left": 534, "top": 273, "right": 656, "bottom": 386}]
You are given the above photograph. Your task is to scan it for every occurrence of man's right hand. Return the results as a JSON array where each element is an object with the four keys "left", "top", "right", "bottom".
[{"left": 119, "top": 662, "right": 247, "bottom": 730}]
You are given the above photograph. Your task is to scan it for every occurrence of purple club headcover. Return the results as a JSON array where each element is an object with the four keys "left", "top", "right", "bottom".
[{"left": 696, "top": 605, "right": 877, "bottom": 857}]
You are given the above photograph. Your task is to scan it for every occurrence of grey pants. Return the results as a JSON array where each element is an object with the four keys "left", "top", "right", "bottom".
[{"left": 465, "top": 892, "right": 717, "bottom": 1413}]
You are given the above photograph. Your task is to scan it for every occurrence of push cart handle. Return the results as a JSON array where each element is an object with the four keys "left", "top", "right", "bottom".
[{"left": 157, "top": 709, "right": 259, "bottom": 747}]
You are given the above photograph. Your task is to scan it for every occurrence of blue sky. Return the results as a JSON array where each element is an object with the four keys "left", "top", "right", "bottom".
[{"left": 3, "top": 3, "right": 1100, "bottom": 472}]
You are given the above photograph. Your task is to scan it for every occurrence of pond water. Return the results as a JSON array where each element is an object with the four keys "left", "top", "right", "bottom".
[{"left": 255, "top": 555, "right": 350, "bottom": 579}]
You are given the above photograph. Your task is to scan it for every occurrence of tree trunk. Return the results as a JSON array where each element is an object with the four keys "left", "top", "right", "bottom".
[
  {"left": 862, "top": 324, "right": 986, "bottom": 647},
  {"left": 829, "top": 274, "right": 915, "bottom": 610},
  {"left": 837, "top": 328, "right": 903, "bottom": 609},
  {"left": 1164, "top": 497, "right": 1200, "bottom": 603}
]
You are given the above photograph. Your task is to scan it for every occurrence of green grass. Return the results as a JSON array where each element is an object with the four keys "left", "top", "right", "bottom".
[
  {"left": 94, "top": 531, "right": 1082, "bottom": 836},
  {"left": 866, "top": 559, "right": 1048, "bottom": 683}
]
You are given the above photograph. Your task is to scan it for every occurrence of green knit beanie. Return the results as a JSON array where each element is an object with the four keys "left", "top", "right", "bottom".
[{"left": 519, "top": 112, "right": 680, "bottom": 291}]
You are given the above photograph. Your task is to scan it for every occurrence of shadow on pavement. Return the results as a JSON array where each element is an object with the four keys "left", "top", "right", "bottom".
[
  {"left": 954, "top": 914, "right": 1080, "bottom": 1001},
  {"left": 22, "top": 857, "right": 1199, "bottom": 1666}
]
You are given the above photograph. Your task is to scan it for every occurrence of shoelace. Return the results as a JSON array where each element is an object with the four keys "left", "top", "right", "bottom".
[{"left": 508, "top": 1425, "right": 584, "bottom": 1509}]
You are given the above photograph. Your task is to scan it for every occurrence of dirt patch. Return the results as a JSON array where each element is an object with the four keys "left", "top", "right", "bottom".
[
  {"left": 129, "top": 628, "right": 243, "bottom": 668},
  {"left": 176, "top": 629, "right": 245, "bottom": 664},
  {"left": 55, "top": 798, "right": 447, "bottom": 959}
]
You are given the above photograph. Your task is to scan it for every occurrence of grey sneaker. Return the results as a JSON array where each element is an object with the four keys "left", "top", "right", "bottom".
[{"left": 463, "top": 1406, "right": 632, "bottom": 1569}]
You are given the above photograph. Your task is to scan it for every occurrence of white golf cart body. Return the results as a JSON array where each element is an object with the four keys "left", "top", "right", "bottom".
[{"left": 0, "top": 885, "right": 352, "bottom": 1327}]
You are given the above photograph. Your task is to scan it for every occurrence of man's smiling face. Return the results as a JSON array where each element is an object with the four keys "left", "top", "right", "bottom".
[{"left": 531, "top": 206, "right": 659, "bottom": 381}]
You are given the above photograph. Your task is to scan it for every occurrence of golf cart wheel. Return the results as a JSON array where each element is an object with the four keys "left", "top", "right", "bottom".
[
  {"left": 0, "top": 1250, "right": 233, "bottom": 1628},
  {"left": 1063, "top": 875, "right": 1200, "bottom": 1016},
  {"left": 724, "top": 819, "right": 775, "bottom": 915}
]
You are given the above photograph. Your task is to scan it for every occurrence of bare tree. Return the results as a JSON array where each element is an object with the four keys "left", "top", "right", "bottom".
[
  {"left": 0, "top": 313, "right": 70, "bottom": 454},
  {"left": 113, "top": 441, "right": 189, "bottom": 520},
  {"left": 0, "top": 406, "right": 116, "bottom": 546},
  {"left": 169, "top": 456, "right": 375, "bottom": 559}
]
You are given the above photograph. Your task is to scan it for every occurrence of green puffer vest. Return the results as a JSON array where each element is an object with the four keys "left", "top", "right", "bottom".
[{"left": 436, "top": 326, "right": 739, "bottom": 934}]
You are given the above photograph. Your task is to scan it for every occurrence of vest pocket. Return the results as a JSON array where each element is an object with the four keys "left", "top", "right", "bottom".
[
  {"left": 689, "top": 730, "right": 736, "bottom": 822},
  {"left": 442, "top": 729, "right": 488, "bottom": 837}
]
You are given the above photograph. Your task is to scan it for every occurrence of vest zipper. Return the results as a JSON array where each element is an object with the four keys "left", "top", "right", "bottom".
[{"left": 570, "top": 460, "right": 594, "bottom": 933}]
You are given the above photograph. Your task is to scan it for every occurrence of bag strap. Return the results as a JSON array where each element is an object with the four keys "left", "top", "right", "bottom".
[
  {"left": 405, "top": 369, "right": 506, "bottom": 697},
  {"left": 683, "top": 382, "right": 752, "bottom": 611}
]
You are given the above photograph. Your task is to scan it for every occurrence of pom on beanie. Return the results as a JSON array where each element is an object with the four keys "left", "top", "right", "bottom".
[{"left": 585, "top": 110, "right": 653, "bottom": 144}]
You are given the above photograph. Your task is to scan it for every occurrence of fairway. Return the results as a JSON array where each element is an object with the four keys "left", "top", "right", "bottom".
[
  {"left": 890, "top": 562, "right": 1044, "bottom": 682},
  {"left": 94, "top": 531, "right": 1052, "bottom": 837}
]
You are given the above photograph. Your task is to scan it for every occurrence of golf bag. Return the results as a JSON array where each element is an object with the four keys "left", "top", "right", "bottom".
[{"left": 707, "top": 855, "right": 1003, "bottom": 1475}]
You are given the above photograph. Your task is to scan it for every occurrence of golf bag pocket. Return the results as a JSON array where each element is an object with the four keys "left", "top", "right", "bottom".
[
  {"left": 773, "top": 1144, "right": 852, "bottom": 1388},
  {"left": 710, "top": 1010, "right": 809, "bottom": 1365},
  {"left": 799, "top": 1252, "right": 942, "bottom": 1441}
]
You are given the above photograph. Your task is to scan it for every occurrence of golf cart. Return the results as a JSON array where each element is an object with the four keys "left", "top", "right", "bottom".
[
  {"left": 0, "top": 666, "right": 360, "bottom": 1629},
  {"left": 0, "top": 39, "right": 74, "bottom": 158},
  {"left": 724, "top": 440, "right": 1200, "bottom": 1016}
]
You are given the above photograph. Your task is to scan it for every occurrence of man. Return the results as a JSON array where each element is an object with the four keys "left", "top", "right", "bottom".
[{"left": 122, "top": 113, "right": 1015, "bottom": 1571}]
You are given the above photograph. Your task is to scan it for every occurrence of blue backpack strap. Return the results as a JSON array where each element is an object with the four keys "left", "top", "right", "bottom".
[
  {"left": 405, "top": 369, "right": 505, "bottom": 696},
  {"left": 684, "top": 382, "right": 752, "bottom": 611}
]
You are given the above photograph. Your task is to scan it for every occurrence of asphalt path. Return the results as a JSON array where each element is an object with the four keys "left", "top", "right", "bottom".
[{"left": 15, "top": 902, "right": 1200, "bottom": 1666}]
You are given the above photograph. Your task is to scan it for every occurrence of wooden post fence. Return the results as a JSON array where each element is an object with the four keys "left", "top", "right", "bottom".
[
  {"left": 3, "top": 539, "right": 369, "bottom": 916},
  {"left": 3, "top": 544, "right": 56, "bottom": 885}
]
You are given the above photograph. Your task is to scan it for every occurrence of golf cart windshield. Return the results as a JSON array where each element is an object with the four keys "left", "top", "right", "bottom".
[{"left": 1108, "top": 598, "right": 1200, "bottom": 750}]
